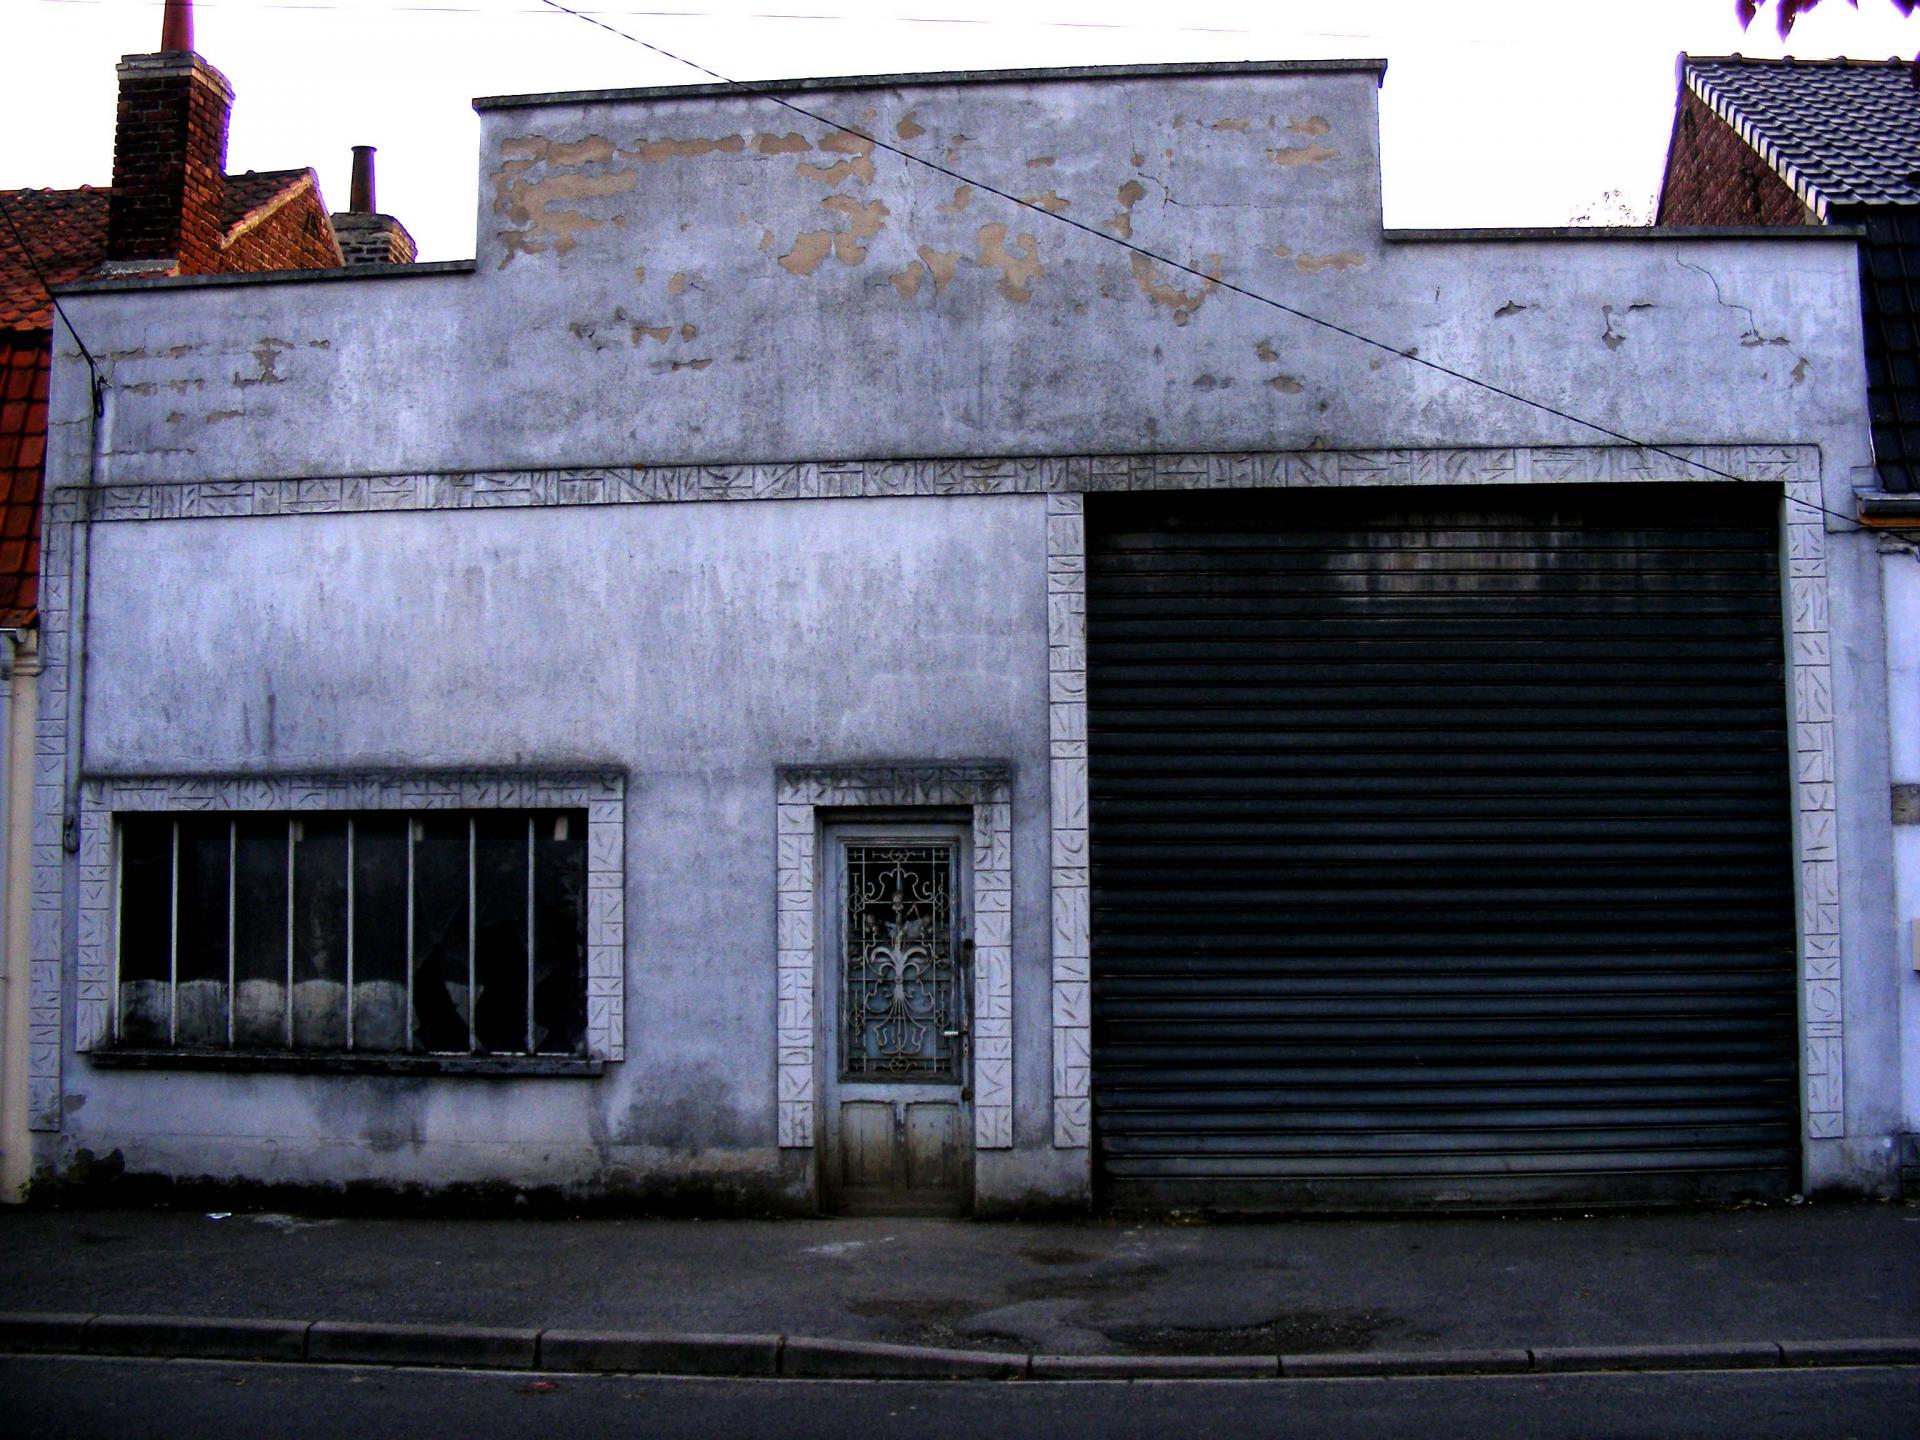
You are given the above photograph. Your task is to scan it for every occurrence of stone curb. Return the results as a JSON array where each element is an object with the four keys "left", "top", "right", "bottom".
[{"left": 2, "top": 1314, "right": 1918, "bottom": 1381}]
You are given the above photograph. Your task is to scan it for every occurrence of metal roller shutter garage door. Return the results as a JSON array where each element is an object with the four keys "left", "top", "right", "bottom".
[{"left": 1086, "top": 483, "right": 1799, "bottom": 1209}]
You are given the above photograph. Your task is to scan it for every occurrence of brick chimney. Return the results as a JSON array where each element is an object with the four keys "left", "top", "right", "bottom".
[
  {"left": 329, "top": 146, "right": 418, "bottom": 267},
  {"left": 106, "top": 0, "right": 233, "bottom": 274}
]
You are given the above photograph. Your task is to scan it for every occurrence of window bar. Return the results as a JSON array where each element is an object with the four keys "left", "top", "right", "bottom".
[
  {"left": 225, "top": 820, "right": 237, "bottom": 1049},
  {"left": 467, "top": 816, "right": 477, "bottom": 1054},
  {"left": 345, "top": 819, "right": 357, "bottom": 1051},
  {"left": 525, "top": 816, "right": 536, "bottom": 1056},
  {"left": 284, "top": 820, "right": 296, "bottom": 1047},
  {"left": 406, "top": 820, "right": 416, "bottom": 1054},
  {"left": 167, "top": 820, "right": 180, "bottom": 1046}
]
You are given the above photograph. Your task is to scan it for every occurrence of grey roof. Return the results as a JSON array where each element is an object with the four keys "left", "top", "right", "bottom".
[{"left": 1684, "top": 56, "right": 1920, "bottom": 214}]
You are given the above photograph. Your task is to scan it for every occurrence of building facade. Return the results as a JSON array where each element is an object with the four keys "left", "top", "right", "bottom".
[{"left": 30, "top": 60, "right": 1904, "bottom": 1212}]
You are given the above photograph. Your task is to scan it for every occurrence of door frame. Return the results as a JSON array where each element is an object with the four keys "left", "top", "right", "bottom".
[
  {"left": 772, "top": 764, "right": 1016, "bottom": 1207},
  {"left": 818, "top": 819, "right": 974, "bottom": 1214}
]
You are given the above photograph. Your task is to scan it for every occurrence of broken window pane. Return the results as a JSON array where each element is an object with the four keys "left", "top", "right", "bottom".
[
  {"left": 291, "top": 816, "right": 349, "bottom": 1050},
  {"left": 232, "top": 817, "right": 289, "bottom": 1047},
  {"left": 411, "top": 815, "right": 471, "bottom": 1053},
  {"left": 117, "top": 815, "right": 173, "bottom": 1045},
  {"left": 174, "top": 817, "right": 232, "bottom": 1047},
  {"left": 351, "top": 817, "right": 409, "bottom": 1052},
  {"left": 532, "top": 810, "right": 587, "bottom": 1055}
]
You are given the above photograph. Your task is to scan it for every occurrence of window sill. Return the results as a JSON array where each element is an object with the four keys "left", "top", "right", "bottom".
[{"left": 86, "top": 1048, "right": 604, "bottom": 1078}]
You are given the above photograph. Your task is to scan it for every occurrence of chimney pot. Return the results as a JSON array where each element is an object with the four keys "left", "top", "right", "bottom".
[
  {"left": 161, "top": 0, "right": 194, "bottom": 52},
  {"left": 350, "top": 145, "right": 377, "bottom": 214}
]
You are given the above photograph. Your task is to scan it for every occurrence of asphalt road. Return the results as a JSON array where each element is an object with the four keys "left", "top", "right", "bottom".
[{"left": 6, "top": 1356, "right": 1917, "bottom": 1440}]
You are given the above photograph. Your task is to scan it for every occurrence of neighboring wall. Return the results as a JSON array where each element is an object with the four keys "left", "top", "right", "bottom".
[
  {"left": 38, "top": 64, "right": 1898, "bottom": 1201},
  {"left": 1657, "top": 88, "right": 1814, "bottom": 226}
]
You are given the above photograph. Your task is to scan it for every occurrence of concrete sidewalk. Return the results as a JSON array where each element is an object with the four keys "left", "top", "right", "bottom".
[{"left": 2, "top": 1202, "right": 1916, "bottom": 1369}]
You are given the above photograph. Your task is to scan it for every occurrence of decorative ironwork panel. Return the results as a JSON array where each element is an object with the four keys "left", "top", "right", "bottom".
[{"left": 841, "top": 844, "right": 959, "bottom": 1082}]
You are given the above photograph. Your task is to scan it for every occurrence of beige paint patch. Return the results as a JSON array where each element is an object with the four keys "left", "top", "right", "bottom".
[
  {"left": 633, "top": 264, "right": 648, "bottom": 283},
  {"left": 1255, "top": 341, "right": 1279, "bottom": 363},
  {"left": 1021, "top": 191, "right": 1070, "bottom": 214},
  {"left": 937, "top": 185, "right": 973, "bottom": 215},
  {"left": 1130, "top": 151, "right": 1146, "bottom": 167},
  {"left": 1295, "top": 251, "right": 1364, "bottom": 274},
  {"left": 1288, "top": 115, "right": 1331, "bottom": 136},
  {"left": 633, "top": 325, "right": 673, "bottom": 345},
  {"left": 1026, "top": 155, "right": 1057, "bottom": 167},
  {"left": 1106, "top": 179, "right": 1147, "bottom": 239},
  {"left": 232, "top": 338, "right": 293, "bottom": 388},
  {"left": 1210, "top": 118, "right": 1253, "bottom": 133},
  {"left": 544, "top": 136, "right": 617, "bottom": 166},
  {"left": 624, "top": 135, "right": 745, "bottom": 163},
  {"left": 1269, "top": 142, "right": 1338, "bottom": 167},
  {"left": 976, "top": 225, "right": 1042, "bottom": 302},
  {"left": 668, "top": 271, "right": 690, "bottom": 296},
  {"left": 680, "top": 323, "right": 698, "bottom": 342},
  {"left": 895, "top": 113, "right": 925, "bottom": 140},
  {"left": 890, "top": 264, "right": 925, "bottom": 299},
  {"left": 780, "top": 231, "right": 834, "bottom": 276},
  {"left": 821, "top": 195, "right": 890, "bottom": 264},
  {"left": 205, "top": 408, "right": 244, "bottom": 423},
  {"left": 1130, "top": 253, "right": 1221, "bottom": 325},
  {"left": 1267, "top": 375, "right": 1304, "bottom": 395},
  {"left": 759, "top": 229, "right": 776, "bottom": 251},
  {"left": 491, "top": 140, "right": 639, "bottom": 265},
  {"left": 918, "top": 246, "right": 961, "bottom": 295},
  {"left": 1271, "top": 243, "right": 1293, "bottom": 258},
  {"left": 799, "top": 130, "right": 878, "bottom": 187},
  {"left": 671, "top": 358, "right": 713, "bottom": 372},
  {"left": 753, "top": 132, "right": 812, "bottom": 155}
]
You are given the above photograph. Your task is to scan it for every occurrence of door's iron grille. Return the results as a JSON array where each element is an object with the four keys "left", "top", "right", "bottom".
[{"left": 842, "top": 844, "right": 957, "bottom": 1080}]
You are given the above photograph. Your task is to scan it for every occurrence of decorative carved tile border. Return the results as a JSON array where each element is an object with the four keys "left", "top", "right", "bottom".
[
  {"left": 71, "top": 770, "right": 627, "bottom": 1064},
  {"left": 72, "top": 444, "right": 1820, "bottom": 524},
  {"left": 775, "top": 763, "right": 1013, "bottom": 1152},
  {"left": 1045, "top": 495, "right": 1091, "bottom": 1149},
  {"left": 33, "top": 442, "right": 1844, "bottom": 1156}
]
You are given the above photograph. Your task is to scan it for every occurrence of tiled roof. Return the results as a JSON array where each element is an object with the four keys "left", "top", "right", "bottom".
[
  {"left": 0, "top": 186, "right": 110, "bottom": 330},
  {"left": 221, "top": 168, "right": 315, "bottom": 233},
  {"left": 1684, "top": 56, "right": 1920, "bottom": 215},
  {"left": 0, "top": 336, "right": 48, "bottom": 627}
]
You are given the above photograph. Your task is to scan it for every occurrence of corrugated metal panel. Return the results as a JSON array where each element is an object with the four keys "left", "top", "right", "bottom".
[{"left": 1086, "top": 484, "right": 1799, "bottom": 1210}]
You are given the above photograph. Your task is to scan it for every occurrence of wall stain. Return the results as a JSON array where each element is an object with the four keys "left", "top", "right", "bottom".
[
  {"left": 1255, "top": 341, "right": 1279, "bottom": 362},
  {"left": 753, "top": 132, "right": 813, "bottom": 155},
  {"left": 946, "top": 133, "right": 971, "bottom": 163},
  {"left": 1270, "top": 142, "right": 1338, "bottom": 167},
  {"left": 1021, "top": 191, "right": 1070, "bottom": 214},
  {"left": 1289, "top": 115, "right": 1332, "bottom": 136},
  {"left": 1130, "top": 151, "right": 1146, "bottom": 167},
  {"left": 1295, "top": 251, "right": 1364, "bottom": 274},
  {"left": 491, "top": 136, "right": 639, "bottom": 265},
  {"left": 1210, "top": 117, "right": 1254, "bottom": 132},
  {"left": 890, "top": 264, "right": 925, "bottom": 299},
  {"left": 668, "top": 271, "right": 692, "bottom": 296},
  {"left": 624, "top": 134, "right": 745, "bottom": 163},
  {"left": 1791, "top": 357, "right": 1810, "bottom": 385},
  {"left": 895, "top": 113, "right": 925, "bottom": 140},
  {"left": 1267, "top": 374, "right": 1304, "bottom": 394},
  {"left": 670, "top": 358, "right": 713, "bottom": 372},
  {"left": 1026, "top": 155, "right": 1057, "bottom": 167},
  {"left": 799, "top": 131, "right": 877, "bottom": 187},
  {"left": 1130, "top": 252, "right": 1221, "bottom": 325},
  {"left": 205, "top": 409, "right": 244, "bottom": 423},
  {"left": 937, "top": 185, "right": 974, "bottom": 215},
  {"left": 1272, "top": 243, "right": 1293, "bottom": 258},
  {"left": 976, "top": 224, "right": 1042, "bottom": 302},
  {"left": 779, "top": 231, "right": 834, "bottom": 276},
  {"left": 918, "top": 246, "right": 961, "bottom": 294},
  {"left": 1107, "top": 179, "right": 1147, "bottom": 239},
  {"left": 232, "top": 338, "right": 293, "bottom": 388},
  {"left": 821, "top": 195, "right": 890, "bottom": 263}
]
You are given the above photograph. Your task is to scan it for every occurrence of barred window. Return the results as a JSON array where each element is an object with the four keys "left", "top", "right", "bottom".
[{"left": 114, "top": 810, "right": 587, "bottom": 1056}]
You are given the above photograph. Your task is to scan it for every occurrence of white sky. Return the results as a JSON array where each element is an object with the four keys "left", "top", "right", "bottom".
[{"left": 6, "top": 0, "right": 1918, "bottom": 261}]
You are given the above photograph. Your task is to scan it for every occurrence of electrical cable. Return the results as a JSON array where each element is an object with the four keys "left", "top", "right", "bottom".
[{"left": 533, "top": 0, "right": 1917, "bottom": 550}]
